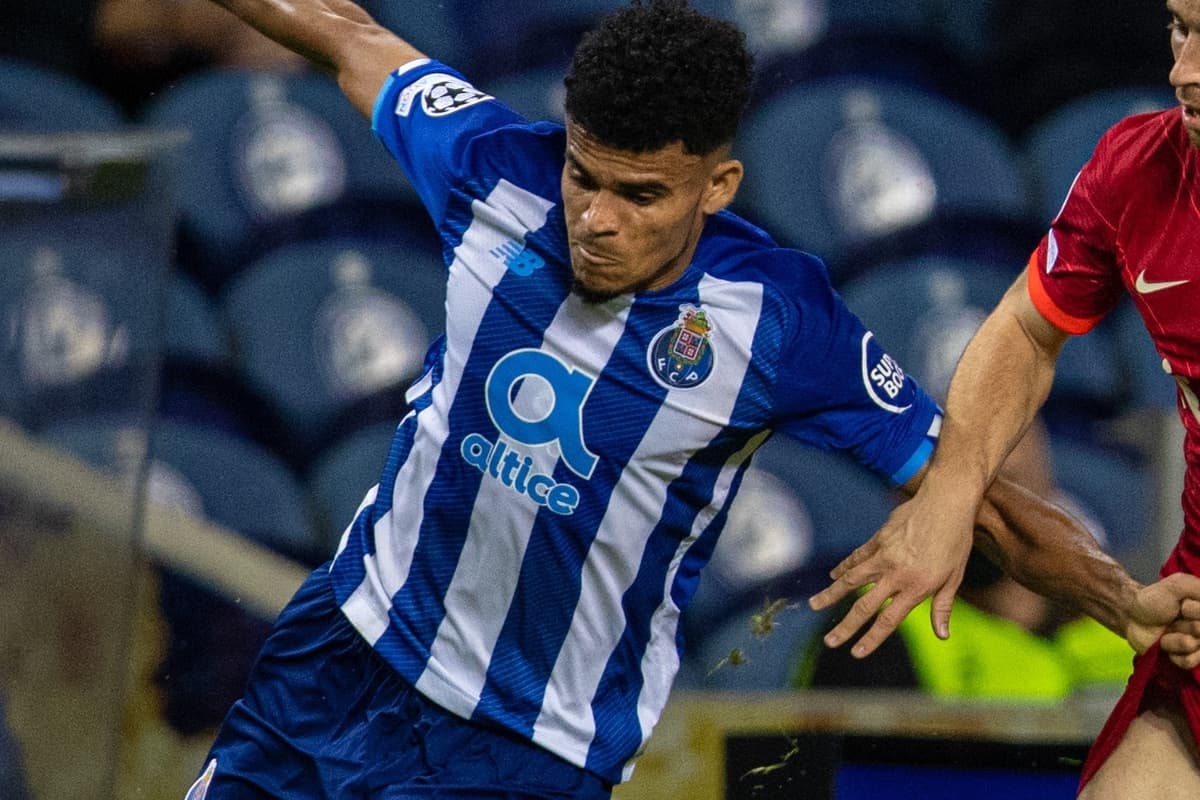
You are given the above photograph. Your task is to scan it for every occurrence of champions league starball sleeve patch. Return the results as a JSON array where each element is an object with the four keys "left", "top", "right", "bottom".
[{"left": 394, "top": 73, "right": 494, "bottom": 118}]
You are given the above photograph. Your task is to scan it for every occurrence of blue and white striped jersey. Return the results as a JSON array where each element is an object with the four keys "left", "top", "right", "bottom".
[{"left": 328, "top": 60, "right": 941, "bottom": 784}]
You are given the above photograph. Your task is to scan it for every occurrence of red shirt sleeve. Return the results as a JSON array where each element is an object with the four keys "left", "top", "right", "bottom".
[{"left": 1024, "top": 118, "right": 1139, "bottom": 334}]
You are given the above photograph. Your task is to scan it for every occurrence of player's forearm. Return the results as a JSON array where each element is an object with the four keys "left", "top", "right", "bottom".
[
  {"left": 205, "top": 0, "right": 353, "bottom": 70},
  {"left": 974, "top": 476, "right": 1141, "bottom": 637},
  {"left": 920, "top": 276, "right": 1063, "bottom": 511},
  {"left": 204, "top": 0, "right": 423, "bottom": 115}
]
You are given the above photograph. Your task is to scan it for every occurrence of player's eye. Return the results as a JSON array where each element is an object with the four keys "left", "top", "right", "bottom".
[{"left": 1169, "top": 17, "right": 1189, "bottom": 43}]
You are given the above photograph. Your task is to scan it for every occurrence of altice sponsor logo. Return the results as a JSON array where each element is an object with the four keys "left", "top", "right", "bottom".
[{"left": 460, "top": 433, "right": 579, "bottom": 515}]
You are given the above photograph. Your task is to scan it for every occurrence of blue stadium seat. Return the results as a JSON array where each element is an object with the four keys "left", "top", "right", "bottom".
[
  {"left": 139, "top": 68, "right": 424, "bottom": 290},
  {"left": 839, "top": 256, "right": 1127, "bottom": 421},
  {"left": 684, "top": 435, "right": 896, "bottom": 654},
  {"left": 0, "top": 58, "right": 124, "bottom": 132},
  {"left": 1022, "top": 86, "right": 1176, "bottom": 224},
  {"left": 0, "top": 217, "right": 167, "bottom": 428},
  {"left": 679, "top": 598, "right": 831, "bottom": 691},
  {"left": 453, "top": 0, "right": 625, "bottom": 80},
  {"left": 691, "top": 0, "right": 970, "bottom": 104},
  {"left": 484, "top": 66, "right": 567, "bottom": 124},
  {"left": 307, "top": 420, "right": 397, "bottom": 553},
  {"left": 359, "top": 1, "right": 470, "bottom": 72},
  {"left": 220, "top": 235, "right": 447, "bottom": 465},
  {"left": 39, "top": 416, "right": 321, "bottom": 562},
  {"left": 735, "top": 77, "right": 1034, "bottom": 283},
  {"left": 923, "top": 0, "right": 998, "bottom": 72},
  {"left": 154, "top": 272, "right": 290, "bottom": 451},
  {"left": 1111, "top": 300, "right": 1179, "bottom": 413},
  {"left": 1047, "top": 435, "right": 1152, "bottom": 562},
  {"left": 164, "top": 273, "right": 230, "bottom": 369},
  {"left": 37, "top": 415, "right": 321, "bottom": 733}
]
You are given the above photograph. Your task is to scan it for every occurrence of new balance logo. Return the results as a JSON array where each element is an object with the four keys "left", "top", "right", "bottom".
[{"left": 490, "top": 240, "right": 545, "bottom": 277}]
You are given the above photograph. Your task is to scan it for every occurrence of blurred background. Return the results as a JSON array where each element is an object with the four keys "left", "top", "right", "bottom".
[{"left": 0, "top": 1, "right": 1186, "bottom": 797}]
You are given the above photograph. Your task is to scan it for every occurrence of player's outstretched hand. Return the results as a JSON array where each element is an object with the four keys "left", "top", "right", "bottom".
[
  {"left": 1129, "top": 572, "right": 1200, "bottom": 670},
  {"left": 808, "top": 493, "right": 974, "bottom": 659}
]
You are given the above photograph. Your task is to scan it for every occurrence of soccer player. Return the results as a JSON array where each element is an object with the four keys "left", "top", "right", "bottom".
[
  {"left": 186, "top": 1, "right": 1200, "bottom": 797},
  {"left": 813, "top": 0, "right": 1200, "bottom": 796}
]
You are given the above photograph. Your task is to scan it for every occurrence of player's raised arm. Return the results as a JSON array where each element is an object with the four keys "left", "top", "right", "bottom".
[{"left": 204, "top": 0, "right": 426, "bottom": 117}]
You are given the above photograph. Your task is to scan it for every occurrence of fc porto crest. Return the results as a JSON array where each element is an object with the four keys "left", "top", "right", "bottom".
[{"left": 648, "top": 304, "right": 716, "bottom": 389}]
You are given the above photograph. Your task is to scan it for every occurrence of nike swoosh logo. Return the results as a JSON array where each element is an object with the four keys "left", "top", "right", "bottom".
[{"left": 1135, "top": 270, "right": 1190, "bottom": 294}]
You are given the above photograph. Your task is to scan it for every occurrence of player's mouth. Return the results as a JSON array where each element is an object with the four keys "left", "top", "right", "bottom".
[
  {"left": 574, "top": 243, "right": 620, "bottom": 267},
  {"left": 1183, "top": 103, "right": 1200, "bottom": 134}
]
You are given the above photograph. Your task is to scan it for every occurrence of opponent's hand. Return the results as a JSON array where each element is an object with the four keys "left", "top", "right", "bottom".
[{"left": 808, "top": 494, "right": 974, "bottom": 658}]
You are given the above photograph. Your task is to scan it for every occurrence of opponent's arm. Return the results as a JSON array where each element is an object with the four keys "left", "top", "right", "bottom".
[
  {"left": 812, "top": 269, "right": 1070, "bottom": 656},
  {"left": 204, "top": 0, "right": 424, "bottom": 117}
]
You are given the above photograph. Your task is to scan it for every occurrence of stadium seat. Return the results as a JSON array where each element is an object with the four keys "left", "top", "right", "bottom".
[
  {"left": 359, "top": 1, "right": 471, "bottom": 72},
  {"left": 0, "top": 58, "right": 124, "bottom": 132},
  {"left": 484, "top": 65, "right": 568, "bottom": 124},
  {"left": 923, "top": 0, "right": 998, "bottom": 72},
  {"left": 153, "top": 272, "right": 291, "bottom": 451},
  {"left": 735, "top": 77, "right": 1033, "bottom": 283},
  {"left": 220, "top": 235, "right": 447, "bottom": 466},
  {"left": 139, "top": 68, "right": 424, "bottom": 290},
  {"left": 306, "top": 420, "right": 397, "bottom": 553},
  {"left": 163, "top": 273, "right": 230, "bottom": 369},
  {"left": 691, "top": 0, "right": 970, "bottom": 105},
  {"left": 1047, "top": 435, "right": 1152, "bottom": 563},
  {"left": 37, "top": 415, "right": 321, "bottom": 733},
  {"left": 839, "top": 256, "right": 1127, "bottom": 420},
  {"left": 452, "top": 0, "right": 625, "bottom": 81},
  {"left": 679, "top": 597, "right": 831, "bottom": 691},
  {"left": 0, "top": 216, "right": 167, "bottom": 428},
  {"left": 1111, "top": 300, "right": 1179, "bottom": 414},
  {"left": 684, "top": 435, "right": 896, "bottom": 653},
  {"left": 40, "top": 415, "right": 320, "bottom": 561},
  {"left": 1022, "top": 86, "right": 1176, "bottom": 224},
  {"left": 984, "top": 0, "right": 1170, "bottom": 136}
]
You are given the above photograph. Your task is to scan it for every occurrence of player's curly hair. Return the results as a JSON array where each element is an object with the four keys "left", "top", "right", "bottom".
[{"left": 564, "top": 0, "right": 754, "bottom": 156}]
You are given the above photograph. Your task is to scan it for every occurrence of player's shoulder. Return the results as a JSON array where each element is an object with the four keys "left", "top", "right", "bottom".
[
  {"left": 697, "top": 211, "right": 833, "bottom": 300},
  {"left": 1091, "top": 108, "right": 1186, "bottom": 184}
]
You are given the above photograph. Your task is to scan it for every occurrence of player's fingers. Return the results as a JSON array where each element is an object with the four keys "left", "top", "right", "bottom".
[
  {"left": 1181, "top": 597, "right": 1200, "bottom": 620},
  {"left": 809, "top": 560, "right": 881, "bottom": 611},
  {"left": 808, "top": 578, "right": 852, "bottom": 612},
  {"left": 929, "top": 582, "right": 960, "bottom": 640},
  {"left": 846, "top": 590, "right": 924, "bottom": 659},
  {"left": 821, "top": 584, "right": 889, "bottom": 649},
  {"left": 828, "top": 539, "right": 880, "bottom": 580},
  {"left": 1166, "top": 619, "right": 1200, "bottom": 638},
  {"left": 1162, "top": 572, "right": 1200, "bottom": 603},
  {"left": 1161, "top": 632, "right": 1200, "bottom": 670},
  {"left": 811, "top": 551, "right": 885, "bottom": 611}
]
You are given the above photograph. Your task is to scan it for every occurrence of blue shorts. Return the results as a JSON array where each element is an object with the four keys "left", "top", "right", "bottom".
[{"left": 189, "top": 566, "right": 613, "bottom": 799}]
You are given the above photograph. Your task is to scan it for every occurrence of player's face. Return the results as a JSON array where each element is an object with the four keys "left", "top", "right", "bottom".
[
  {"left": 560, "top": 120, "right": 742, "bottom": 303},
  {"left": 1169, "top": 0, "right": 1200, "bottom": 147}
]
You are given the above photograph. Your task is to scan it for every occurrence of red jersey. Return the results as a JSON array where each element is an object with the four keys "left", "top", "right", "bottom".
[
  {"left": 1027, "top": 107, "right": 1200, "bottom": 578},
  {"left": 1025, "top": 108, "right": 1200, "bottom": 792}
]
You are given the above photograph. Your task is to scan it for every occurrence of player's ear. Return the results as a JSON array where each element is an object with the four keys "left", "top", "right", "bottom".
[{"left": 702, "top": 158, "right": 743, "bottom": 215}]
